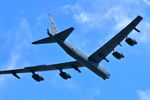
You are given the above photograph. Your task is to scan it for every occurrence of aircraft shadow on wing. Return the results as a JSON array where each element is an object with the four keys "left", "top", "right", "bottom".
[{"left": 0, "top": 15, "right": 143, "bottom": 82}]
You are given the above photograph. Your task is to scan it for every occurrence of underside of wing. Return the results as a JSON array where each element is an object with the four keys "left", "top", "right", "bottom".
[
  {"left": 0, "top": 61, "right": 84, "bottom": 75},
  {"left": 89, "top": 16, "right": 143, "bottom": 63}
]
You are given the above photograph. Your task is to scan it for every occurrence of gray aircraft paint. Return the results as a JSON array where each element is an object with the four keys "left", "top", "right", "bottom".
[
  {"left": 0, "top": 15, "right": 143, "bottom": 81},
  {"left": 52, "top": 35, "right": 110, "bottom": 79}
]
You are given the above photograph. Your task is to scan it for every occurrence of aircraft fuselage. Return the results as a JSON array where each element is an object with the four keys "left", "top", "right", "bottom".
[{"left": 55, "top": 38, "right": 110, "bottom": 79}]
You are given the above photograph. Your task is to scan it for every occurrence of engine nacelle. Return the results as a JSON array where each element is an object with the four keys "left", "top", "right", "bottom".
[
  {"left": 32, "top": 74, "right": 44, "bottom": 82},
  {"left": 125, "top": 38, "right": 137, "bottom": 46},
  {"left": 59, "top": 72, "right": 71, "bottom": 80},
  {"left": 112, "top": 51, "right": 124, "bottom": 59}
]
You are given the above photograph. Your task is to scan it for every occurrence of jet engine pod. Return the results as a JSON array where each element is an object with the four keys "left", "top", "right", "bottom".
[
  {"left": 59, "top": 72, "right": 71, "bottom": 80},
  {"left": 112, "top": 51, "right": 124, "bottom": 59},
  {"left": 125, "top": 37, "right": 137, "bottom": 46},
  {"left": 32, "top": 74, "right": 44, "bottom": 82}
]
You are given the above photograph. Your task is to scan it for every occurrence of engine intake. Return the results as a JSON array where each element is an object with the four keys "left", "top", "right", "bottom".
[
  {"left": 125, "top": 38, "right": 137, "bottom": 46},
  {"left": 32, "top": 74, "right": 44, "bottom": 82},
  {"left": 112, "top": 51, "right": 124, "bottom": 59},
  {"left": 59, "top": 72, "right": 71, "bottom": 80}
]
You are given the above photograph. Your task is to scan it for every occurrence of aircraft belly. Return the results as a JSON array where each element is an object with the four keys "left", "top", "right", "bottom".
[
  {"left": 58, "top": 41, "right": 88, "bottom": 61},
  {"left": 85, "top": 62, "right": 110, "bottom": 80},
  {"left": 58, "top": 41, "right": 110, "bottom": 79}
]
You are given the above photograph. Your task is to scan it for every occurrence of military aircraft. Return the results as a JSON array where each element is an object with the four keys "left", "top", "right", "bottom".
[{"left": 0, "top": 15, "right": 143, "bottom": 82}]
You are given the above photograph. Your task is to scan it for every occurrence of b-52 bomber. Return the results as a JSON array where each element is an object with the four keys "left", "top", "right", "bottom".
[{"left": 0, "top": 15, "right": 143, "bottom": 82}]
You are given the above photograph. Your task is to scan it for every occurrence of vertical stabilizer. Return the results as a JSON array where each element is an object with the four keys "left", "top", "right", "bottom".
[{"left": 48, "top": 14, "right": 58, "bottom": 35}]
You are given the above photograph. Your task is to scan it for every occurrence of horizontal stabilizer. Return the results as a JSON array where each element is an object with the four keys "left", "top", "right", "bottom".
[
  {"left": 32, "top": 37, "right": 56, "bottom": 44},
  {"left": 55, "top": 27, "right": 74, "bottom": 41}
]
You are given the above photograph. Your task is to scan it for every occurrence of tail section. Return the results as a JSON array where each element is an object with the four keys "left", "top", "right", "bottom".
[
  {"left": 47, "top": 14, "right": 74, "bottom": 40},
  {"left": 32, "top": 27, "right": 74, "bottom": 45},
  {"left": 32, "top": 14, "right": 74, "bottom": 45},
  {"left": 48, "top": 14, "right": 58, "bottom": 35}
]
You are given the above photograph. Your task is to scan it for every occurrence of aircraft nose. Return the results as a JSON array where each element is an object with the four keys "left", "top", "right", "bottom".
[{"left": 102, "top": 74, "right": 110, "bottom": 80}]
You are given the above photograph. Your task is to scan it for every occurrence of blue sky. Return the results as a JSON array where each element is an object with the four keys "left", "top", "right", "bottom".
[{"left": 0, "top": 0, "right": 150, "bottom": 100}]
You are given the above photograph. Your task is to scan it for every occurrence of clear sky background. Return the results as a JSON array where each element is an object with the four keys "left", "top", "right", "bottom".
[{"left": 0, "top": 0, "right": 150, "bottom": 100}]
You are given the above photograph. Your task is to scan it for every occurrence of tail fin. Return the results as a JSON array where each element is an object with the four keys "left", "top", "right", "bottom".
[
  {"left": 32, "top": 14, "right": 74, "bottom": 45},
  {"left": 48, "top": 14, "right": 58, "bottom": 35}
]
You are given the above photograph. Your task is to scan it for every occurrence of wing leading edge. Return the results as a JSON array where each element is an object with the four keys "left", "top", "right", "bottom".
[
  {"left": 0, "top": 61, "right": 84, "bottom": 75},
  {"left": 89, "top": 16, "right": 143, "bottom": 63}
]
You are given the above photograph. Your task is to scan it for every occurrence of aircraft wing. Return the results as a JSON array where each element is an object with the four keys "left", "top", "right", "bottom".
[
  {"left": 0, "top": 61, "right": 84, "bottom": 75},
  {"left": 88, "top": 16, "right": 143, "bottom": 63}
]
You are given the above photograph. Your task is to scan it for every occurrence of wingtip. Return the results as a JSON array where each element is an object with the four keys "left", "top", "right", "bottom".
[
  {"left": 32, "top": 42, "right": 37, "bottom": 45},
  {"left": 137, "top": 15, "right": 143, "bottom": 19},
  {"left": 71, "top": 27, "right": 75, "bottom": 30}
]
